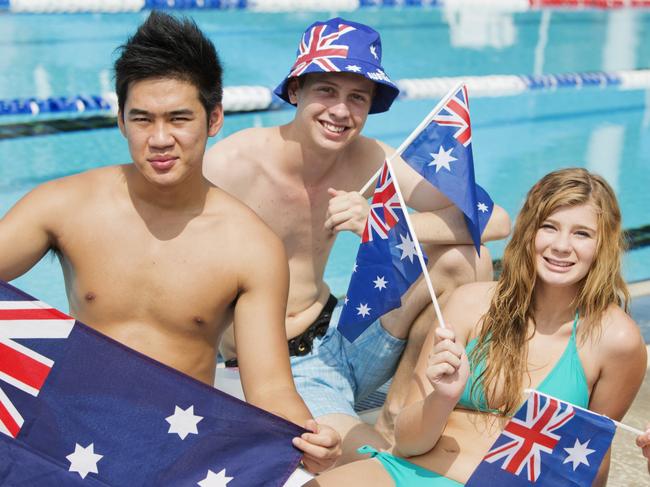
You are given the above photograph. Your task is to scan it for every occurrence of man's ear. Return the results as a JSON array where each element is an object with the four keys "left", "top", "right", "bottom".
[
  {"left": 287, "top": 78, "right": 301, "bottom": 105},
  {"left": 117, "top": 111, "right": 126, "bottom": 137},
  {"left": 208, "top": 104, "right": 224, "bottom": 137}
]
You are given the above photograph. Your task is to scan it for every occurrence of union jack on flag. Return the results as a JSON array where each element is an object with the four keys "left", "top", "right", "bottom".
[
  {"left": 0, "top": 298, "right": 74, "bottom": 438},
  {"left": 466, "top": 390, "right": 616, "bottom": 486},
  {"left": 484, "top": 393, "right": 575, "bottom": 482},
  {"left": 362, "top": 162, "right": 401, "bottom": 242},
  {"left": 432, "top": 84, "right": 472, "bottom": 147},
  {"left": 289, "top": 22, "right": 356, "bottom": 77},
  {"left": 338, "top": 161, "right": 426, "bottom": 342}
]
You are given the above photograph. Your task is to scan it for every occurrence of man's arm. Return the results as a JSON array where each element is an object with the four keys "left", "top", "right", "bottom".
[
  {"left": 388, "top": 146, "right": 511, "bottom": 244},
  {"left": 232, "top": 221, "right": 340, "bottom": 472},
  {"left": 0, "top": 181, "right": 60, "bottom": 281},
  {"left": 409, "top": 204, "right": 510, "bottom": 245},
  {"left": 325, "top": 140, "right": 510, "bottom": 245}
]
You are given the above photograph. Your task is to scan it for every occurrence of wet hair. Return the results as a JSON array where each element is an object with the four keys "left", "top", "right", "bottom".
[
  {"left": 114, "top": 11, "right": 222, "bottom": 120},
  {"left": 469, "top": 167, "right": 628, "bottom": 415}
]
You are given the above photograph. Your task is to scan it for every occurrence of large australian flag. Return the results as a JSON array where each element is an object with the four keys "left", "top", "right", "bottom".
[
  {"left": 0, "top": 280, "right": 305, "bottom": 486},
  {"left": 466, "top": 390, "right": 616, "bottom": 486},
  {"left": 401, "top": 83, "right": 493, "bottom": 253},
  {"left": 337, "top": 162, "right": 426, "bottom": 342}
]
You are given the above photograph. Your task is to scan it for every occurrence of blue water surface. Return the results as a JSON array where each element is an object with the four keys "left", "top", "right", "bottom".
[{"left": 0, "top": 7, "right": 649, "bottom": 312}]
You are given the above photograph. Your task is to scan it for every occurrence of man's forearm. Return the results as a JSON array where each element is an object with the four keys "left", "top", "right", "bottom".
[{"left": 248, "top": 386, "right": 313, "bottom": 426}]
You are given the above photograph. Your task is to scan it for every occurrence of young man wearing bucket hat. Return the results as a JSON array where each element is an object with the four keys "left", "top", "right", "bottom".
[{"left": 204, "top": 17, "right": 510, "bottom": 461}]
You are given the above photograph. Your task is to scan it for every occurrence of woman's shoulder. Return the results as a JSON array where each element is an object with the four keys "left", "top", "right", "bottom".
[{"left": 596, "top": 305, "right": 646, "bottom": 359}]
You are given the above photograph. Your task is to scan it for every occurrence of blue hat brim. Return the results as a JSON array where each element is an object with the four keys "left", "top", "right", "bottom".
[{"left": 273, "top": 58, "right": 400, "bottom": 114}]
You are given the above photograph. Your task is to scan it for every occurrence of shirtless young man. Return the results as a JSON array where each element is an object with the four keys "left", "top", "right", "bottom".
[
  {"left": 203, "top": 17, "right": 510, "bottom": 460},
  {"left": 0, "top": 12, "right": 339, "bottom": 473}
]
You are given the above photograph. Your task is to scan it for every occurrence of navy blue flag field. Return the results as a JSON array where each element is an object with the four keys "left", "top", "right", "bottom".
[
  {"left": 337, "top": 162, "right": 426, "bottom": 342},
  {"left": 0, "top": 280, "right": 305, "bottom": 486},
  {"left": 465, "top": 390, "right": 615, "bottom": 486},
  {"left": 401, "top": 84, "right": 493, "bottom": 253}
]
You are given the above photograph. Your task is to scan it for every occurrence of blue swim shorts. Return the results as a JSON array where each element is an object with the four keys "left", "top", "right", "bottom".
[{"left": 291, "top": 302, "right": 406, "bottom": 418}]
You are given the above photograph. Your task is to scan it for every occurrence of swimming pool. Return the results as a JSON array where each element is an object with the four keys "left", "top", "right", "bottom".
[{"left": 1, "top": 7, "right": 649, "bottom": 312}]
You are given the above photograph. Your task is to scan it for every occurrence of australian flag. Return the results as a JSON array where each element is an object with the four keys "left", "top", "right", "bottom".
[
  {"left": 337, "top": 161, "right": 426, "bottom": 342},
  {"left": 0, "top": 280, "right": 305, "bottom": 486},
  {"left": 466, "top": 390, "right": 616, "bottom": 486},
  {"left": 401, "top": 84, "right": 493, "bottom": 253}
]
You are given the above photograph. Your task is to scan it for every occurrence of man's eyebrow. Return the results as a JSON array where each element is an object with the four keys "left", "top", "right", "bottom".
[
  {"left": 127, "top": 108, "right": 150, "bottom": 116},
  {"left": 168, "top": 109, "right": 195, "bottom": 116},
  {"left": 127, "top": 108, "right": 195, "bottom": 116}
]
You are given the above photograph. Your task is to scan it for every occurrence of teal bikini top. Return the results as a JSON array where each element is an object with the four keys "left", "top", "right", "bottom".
[{"left": 457, "top": 314, "right": 589, "bottom": 412}]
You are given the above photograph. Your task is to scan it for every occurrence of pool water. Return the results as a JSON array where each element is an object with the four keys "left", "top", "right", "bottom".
[{"left": 1, "top": 7, "right": 649, "bottom": 312}]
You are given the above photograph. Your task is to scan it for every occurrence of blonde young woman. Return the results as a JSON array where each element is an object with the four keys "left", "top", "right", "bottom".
[{"left": 308, "top": 168, "right": 647, "bottom": 486}]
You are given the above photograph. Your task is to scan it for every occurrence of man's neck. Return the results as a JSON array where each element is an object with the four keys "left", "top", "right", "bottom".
[
  {"left": 125, "top": 166, "right": 210, "bottom": 213},
  {"left": 279, "top": 123, "right": 348, "bottom": 186}
]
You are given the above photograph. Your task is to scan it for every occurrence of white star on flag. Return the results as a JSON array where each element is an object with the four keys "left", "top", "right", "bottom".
[
  {"left": 352, "top": 262, "right": 358, "bottom": 273},
  {"left": 373, "top": 276, "right": 388, "bottom": 290},
  {"left": 198, "top": 468, "right": 233, "bottom": 487},
  {"left": 428, "top": 145, "right": 457, "bottom": 173},
  {"left": 344, "top": 296, "right": 349, "bottom": 305},
  {"left": 395, "top": 233, "right": 417, "bottom": 263},
  {"left": 370, "top": 45, "right": 378, "bottom": 59},
  {"left": 66, "top": 443, "right": 103, "bottom": 479},
  {"left": 563, "top": 438, "right": 596, "bottom": 471},
  {"left": 166, "top": 405, "right": 203, "bottom": 440},
  {"left": 477, "top": 202, "right": 489, "bottom": 213},
  {"left": 356, "top": 303, "right": 371, "bottom": 317},
  {"left": 345, "top": 64, "right": 362, "bottom": 72}
]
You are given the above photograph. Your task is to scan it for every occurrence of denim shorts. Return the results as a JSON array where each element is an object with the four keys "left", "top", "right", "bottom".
[{"left": 291, "top": 303, "right": 406, "bottom": 418}]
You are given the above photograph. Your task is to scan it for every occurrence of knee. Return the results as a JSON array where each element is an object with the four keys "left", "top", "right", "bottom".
[{"left": 429, "top": 245, "right": 494, "bottom": 298}]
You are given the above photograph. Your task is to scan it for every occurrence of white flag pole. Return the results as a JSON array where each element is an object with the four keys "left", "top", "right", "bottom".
[
  {"left": 523, "top": 389, "right": 645, "bottom": 436},
  {"left": 359, "top": 81, "right": 467, "bottom": 330},
  {"left": 382, "top": 157, "right": 446, "bottom": 329},
  {"left": 359, "top": 81, "right": 465, "bottom": 195}
]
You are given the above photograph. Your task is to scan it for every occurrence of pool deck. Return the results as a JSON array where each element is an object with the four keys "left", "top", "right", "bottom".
[{"left": 609, "top": 281, "right": 650, "bottom": 486}]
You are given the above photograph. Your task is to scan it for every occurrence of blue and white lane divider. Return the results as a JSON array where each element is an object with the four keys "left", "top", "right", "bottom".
[
  {"left": 2, "top": 0, "right": 650, "bottom": 12},
  {"left": 2, "top": 70, "right": 649, "bottom": 117},
  {"left": 1, "top": 0, "right": 443, "bottom": 13}
]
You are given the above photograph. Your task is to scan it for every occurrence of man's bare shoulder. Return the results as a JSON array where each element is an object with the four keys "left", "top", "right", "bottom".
[
  {"left": 21, "top": 165, "right": 124, "bottom": 210},
  {"left": 330, "top": 135, "right": 388, "bottom": 191},
  {"left": 204, "top": 186, "right": 284, "bottom": 251},
  {"left": 348, "top": 135, "right": 388, "bottom": 163},
  {"left": 205, "top": 127, "right": 279, "bottom": 169}
]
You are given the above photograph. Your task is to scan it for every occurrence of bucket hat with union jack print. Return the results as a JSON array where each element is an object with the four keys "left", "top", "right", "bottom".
[{"left": 273, "top": 17, "right": 399, "bottom": 114}]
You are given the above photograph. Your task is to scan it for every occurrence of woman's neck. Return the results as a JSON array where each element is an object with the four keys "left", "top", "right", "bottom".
[{"left": 532, "top": 283, "right": 579, "bottom": 332}]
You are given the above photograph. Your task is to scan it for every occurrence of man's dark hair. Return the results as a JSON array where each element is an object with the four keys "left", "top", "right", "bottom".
[{"left": 114, "top": 11, "right": 222, "bottom": 119}]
